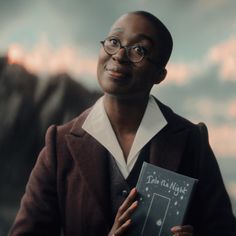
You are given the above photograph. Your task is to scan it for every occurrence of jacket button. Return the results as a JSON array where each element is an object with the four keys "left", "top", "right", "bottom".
[{"left": 121, "top": 190, "right": 128, "bottom": 197}]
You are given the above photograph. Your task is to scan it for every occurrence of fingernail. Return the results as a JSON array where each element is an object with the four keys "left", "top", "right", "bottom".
[
  {"left": 171, "top": 226, "right": 182, "bottom": 231},
  {"left": 126, "top": 219, "right": 132, "bottom": 224},
  {"left": 130, "top": 188, "right": 136, "bottom": 196},
  {"left": 131, "top": 201, "right": 138, "bottom": 208}
]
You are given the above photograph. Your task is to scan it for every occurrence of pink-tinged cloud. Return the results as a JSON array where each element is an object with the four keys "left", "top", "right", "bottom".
[
  {"left": 7, "top": 40, "right": 97, "bottom": 79},
  {"left": 185, "top": 98, "right": 236, "bottom": 158},
  {"left": 228, "top": 101, "right": 236, "bottom": 118},
  {"left": 208, "top": 37, "right": 236, "bottom": 82},
  {"left": 193, "top": 99, "right": 219, "bottom": 119},
  {"left": 165, "top": 36, "right": 236, "bottom": 84},
  {"left": 166, "top": 63, "right": 198, "bottom": 85},
  {"left": 208, "top": 124, "right": 236, "bottom": 158},
  {"left": 190, "top": 98, "right": 236, "bottom": 121}
]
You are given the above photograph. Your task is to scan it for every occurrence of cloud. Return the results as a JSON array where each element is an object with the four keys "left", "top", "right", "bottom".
[
  {"left": 228, "top": 100, "right": 236, "bottom": 118},
  {"left": 154, "top": 77, "right": 236, "bottom": 159},
  {"left": 192, "top": 99, "right": 221, "bottom": 120},
  {"left": 189, "top": 98, "right": 236, "bottom": 158},
  {"left": 7, "top": 35, "right": 97, "bottom": 80},
  {"left": 187, "top": 98, "right": 236, "bottom": 122},
  {"left": 166, "top": 63, "right": 199, "bottom": 85},
  {"left": 208, "top": 124, "right": 236, "bottom": 158},
  {"left": 165, "top": 36, "right": 236, "bottom": 85},
  {"left": 208, "top": 37, "right": 236, "bottom": 82}
]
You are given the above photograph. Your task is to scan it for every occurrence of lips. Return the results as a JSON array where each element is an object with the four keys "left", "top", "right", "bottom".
[
  {"left": 105, "top": 66, "right": 130, "bottom": 79},
  {"left": 108, "top": 70, "right": 126, "bottom": 78}
]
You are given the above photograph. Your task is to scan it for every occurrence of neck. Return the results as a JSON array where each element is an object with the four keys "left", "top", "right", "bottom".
[{"left": 103, "top": 94, "right": 150, "bottom": 134}]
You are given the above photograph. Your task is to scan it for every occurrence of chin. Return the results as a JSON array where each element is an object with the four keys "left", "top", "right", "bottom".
[{"left": 99, "top": 78, "right": 129, "bottom": 93}]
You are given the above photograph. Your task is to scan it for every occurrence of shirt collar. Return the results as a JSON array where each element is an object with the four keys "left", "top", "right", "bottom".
[{"left": 82, "top": 95, "right": 167, "bottom": 177}]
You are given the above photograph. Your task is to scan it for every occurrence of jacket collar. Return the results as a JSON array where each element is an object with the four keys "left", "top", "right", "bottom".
[
  {"left": 66, "top": 108, "right": 112, "bottom": 226},
  {"left": 148, "top": 98, "right": 191, "bottom": 171}
]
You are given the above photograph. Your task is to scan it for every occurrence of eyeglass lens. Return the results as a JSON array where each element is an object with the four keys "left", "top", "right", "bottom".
[{"left": 102, "top": 37, "right": 144, "bottom": 63}]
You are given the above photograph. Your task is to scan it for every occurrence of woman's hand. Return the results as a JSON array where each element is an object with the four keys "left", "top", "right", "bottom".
[
  {"left": 108, "top": 188, "right": 138, "bottom": 236},
  {"left": 171, "top": 225, "right": 194, "bottom": 236}
]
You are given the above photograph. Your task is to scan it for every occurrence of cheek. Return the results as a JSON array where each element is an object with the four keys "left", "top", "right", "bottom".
[
  {"left": 97, "top": 49, "right": 109, "bottom": 78},
  {"left": 133, "top": 66, "right": 157, "bottom": 88}
]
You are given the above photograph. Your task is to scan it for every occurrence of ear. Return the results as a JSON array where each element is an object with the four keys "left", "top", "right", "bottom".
[{"left": 154, "top": 68, "right": 167, "bottom": 84}]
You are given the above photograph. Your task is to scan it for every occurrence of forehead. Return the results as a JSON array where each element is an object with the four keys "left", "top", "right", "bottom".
[{"left": 109, "top": 14, "right": 159, "bottom": 43}]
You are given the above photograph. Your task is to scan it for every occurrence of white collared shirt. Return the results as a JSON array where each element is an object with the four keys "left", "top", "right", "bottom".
[{"left": 82, "top": 95, "right": 167, "bottom": 179}]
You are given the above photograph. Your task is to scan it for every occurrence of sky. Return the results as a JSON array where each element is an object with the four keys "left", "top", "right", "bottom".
[
  {"left": 1, "top": 0, "right": 236, "bottom": 206},
  {"left": 1, "top": 1, "right": 236, "bottom": 159}
]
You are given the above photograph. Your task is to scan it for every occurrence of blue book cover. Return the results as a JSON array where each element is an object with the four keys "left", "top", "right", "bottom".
[{"left": 127, "top": 162, "right": 198, "bottom": 236}]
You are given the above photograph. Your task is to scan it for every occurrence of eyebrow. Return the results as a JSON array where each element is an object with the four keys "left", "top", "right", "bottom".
[
  {"left": 134, "top": 34, "right": 155, "bottom": 45},
  {"left": 110, "top": 29, "right": 155, "bottom": 45},
  {"left": 111, "top": 27, "right": 124, "bottom": 33}
]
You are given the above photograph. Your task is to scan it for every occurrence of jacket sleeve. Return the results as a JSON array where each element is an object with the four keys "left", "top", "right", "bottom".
[
  {"left": 192, "top": 123, "right": 236, "bottom": 236},
  {"left": 8, "top": 125, "right": 61, "bottom": 236}
]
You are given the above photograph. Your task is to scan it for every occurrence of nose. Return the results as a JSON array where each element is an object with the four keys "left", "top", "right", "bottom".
[{"left": 112, "top": 47, "right": 130, "bottom": 63}]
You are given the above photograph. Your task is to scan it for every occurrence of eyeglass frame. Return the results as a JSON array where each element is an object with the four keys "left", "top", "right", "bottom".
[{"left": 100, "top": 36, "right": 160, "bottom": 66}]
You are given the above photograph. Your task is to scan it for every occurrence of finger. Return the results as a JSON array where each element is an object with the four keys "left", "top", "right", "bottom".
[
  {"left": 117, "top": 188, "right": 137, "bottom": 217},
  {"left": 118, "top": 200, "right": 138, "bottom": 224},
  {"left": 171, "top": 225, "right": 193, "bottom": 233},
  {"left": 115, "top": 219, "right": 132, "bottom": 236}
]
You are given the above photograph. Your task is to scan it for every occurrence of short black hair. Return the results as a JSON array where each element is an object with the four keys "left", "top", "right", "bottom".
[{"left": 130, "top": 11, "right": 173, "bottom": 68}]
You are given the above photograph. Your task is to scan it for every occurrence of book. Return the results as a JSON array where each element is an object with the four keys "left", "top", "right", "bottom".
[{"left": 127, "top": 162, "right": 198, "bottom": 236}]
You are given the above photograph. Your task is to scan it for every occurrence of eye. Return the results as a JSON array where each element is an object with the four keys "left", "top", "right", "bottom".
[
  {"left": 132, "top": 45, "right": 146, "bottom": 56},
  {"left": 107, "top": 37, "right": 119, "bottom": 47}
]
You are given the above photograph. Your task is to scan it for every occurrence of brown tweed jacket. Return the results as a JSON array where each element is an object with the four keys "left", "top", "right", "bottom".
[{"left": 9, "top": 99, "right": 236, "bottom": 236}]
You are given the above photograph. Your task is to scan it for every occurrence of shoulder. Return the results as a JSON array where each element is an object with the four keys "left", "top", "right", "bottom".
[
  {"left": 44, "top": 106, "right": 93, "bottom": 145},
  {"left": 152, "top": 96, "right": 210, "bottom": 148},
  {"left": 153, "top": 96, "right": 203, "bottom": 130}
]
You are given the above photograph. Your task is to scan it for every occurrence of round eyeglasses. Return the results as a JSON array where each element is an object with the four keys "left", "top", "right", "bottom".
[{"left": 100, "top": 36, "right": 147, "bottom": 63}]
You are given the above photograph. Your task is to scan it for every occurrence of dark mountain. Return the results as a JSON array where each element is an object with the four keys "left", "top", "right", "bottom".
[{"left": 0, "top": 56, "right": 101, "bottom": 234}]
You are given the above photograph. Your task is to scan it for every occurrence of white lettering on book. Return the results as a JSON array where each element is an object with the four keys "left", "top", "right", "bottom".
[{"left": 146, "top": 175, "right": 188, "bottom": 196}]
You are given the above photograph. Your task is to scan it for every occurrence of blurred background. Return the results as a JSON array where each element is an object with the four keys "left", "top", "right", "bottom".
[{"left": 0, "top": 0, "right": 236, "bottom": 234}]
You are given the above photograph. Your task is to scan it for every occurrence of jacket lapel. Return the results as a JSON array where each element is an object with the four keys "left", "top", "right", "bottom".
[
  {"left": 66, "top": 109, "right": 111, "bottom": 226},
  {"left": 149, "top": 98, "right": 190, "bottom": 172},
  {"left": 149, "top": 126, "right": 189, "bottom": 171}
]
